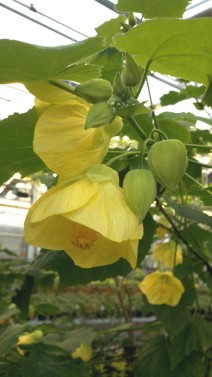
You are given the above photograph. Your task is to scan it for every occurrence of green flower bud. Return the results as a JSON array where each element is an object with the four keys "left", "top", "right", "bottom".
[
  {"left": 121, "top": 53, "right": 142, "bottom": 87},
  {"left": 113, "top": 72, "right": 126, "bottom": 96},
  {"left": 123, "top": 169, "right": 157, "bottom": 222},
  {"left": 74, "top": 79, "right": 113, "bottom": 103},
  {"left": 85, "top": 101, "right": 116, "bottom": 129},
  {"left": 147, "top": 139, "right": 188, "bottom": 192}
]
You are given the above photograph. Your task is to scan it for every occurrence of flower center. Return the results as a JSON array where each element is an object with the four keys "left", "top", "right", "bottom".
[
  {"left": 159, "top": 283, "right": 168, "bottom": 294},
  {"left": 71, "top": 224, "right": 98, "bottom": 250}
]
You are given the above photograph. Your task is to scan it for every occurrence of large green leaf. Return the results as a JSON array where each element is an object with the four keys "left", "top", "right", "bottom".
[
  {"left": 0, "top": 324, "right": 27, "bottom": 357},
  {"left": 114, "top": 18, "right": 212, "bottom": 87},
  {"left": 21, "top": 351, "right": 88, "bottom": 377},
  {"left": 0, "top": 108, "right": 45, "bottom": 185},
  {"left": 42, "top": 328, "right": 95, "bottom": 353},
  {"left": 157, "top": 113, "right": 191, "bottom": 143},
  {"left": 160, "top": 85, "right": 205, "bottom": 106},
  {"left": 96, "top": 15, "right": 126, "bottom": 45},
  {"left": 116, "top": 0, "right": 191, "bottom": 18},
  {"left": 134, "top": 336, "right": 171, "bottom": 377},
  {"left": 90, "top": 47, "right": 123, "bottom": 84},
  {"left": 29, "top": 250, "right": 131, "bottom": 288},
  {"left": 167, "top": 201, "right": 212, "bottom": 227},
  {"left": 0, "top": 37, "right": 104, "bottom": 83}
]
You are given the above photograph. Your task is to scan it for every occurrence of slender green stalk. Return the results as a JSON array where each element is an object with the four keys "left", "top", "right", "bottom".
[
  {"left": 185, "top": 143, "right": 212, "bottom": 150},
  {"left": 188, "top": 159, "right": 212, "bottom": 169},
  {"left": 146, "top": 77, "right": 159, "bottom": 129},
  {"left": 48, "top": 79, "right": 75, "bottom": 95},
  {"left": 184, "top": 173, "right": 212, "bottom": 195},
  {"left": 106, "top": 151, "right": 140, "bottom": 167},
  {"left": 135, "top": 59, "right": 152, "bottom": 99},
  {"left": 127, "top": 116, "right": 147, "bottom": 140}
]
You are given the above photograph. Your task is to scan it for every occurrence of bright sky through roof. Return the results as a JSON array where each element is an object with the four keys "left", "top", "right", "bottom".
[{"left": 0, "top": 0, "right": 211, "bottom": 123}]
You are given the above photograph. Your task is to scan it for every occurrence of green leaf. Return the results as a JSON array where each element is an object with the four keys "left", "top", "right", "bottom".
[
  {"left": 134, "top": 336, "right": 171, "bottom": 377},
  {"left": 96, "top": 15, "right": 126, "bottom": 45},
  {"left": 35, "top": 303, "right": 60, "bottom": 316},
  {"left": 114, "top": 18, "right": 212, "bottom": 87},
  {"left": 0, "top": 37, "right": 104, "bottom": 83},
  {"left": 203, "top": 78, "right": 212, "bottom": 107},
  {"left": 137, "top": 213, "right": 157, "bottom": 265},
  {"left": 171, "top": 352, "right": 206, "bottom": 377},
  {"left": 0, "top": 324, "right": 27, "bottom": 357},
  {"left": 116, "top": 0, "right": 191, "bottom": 18},
  {"left": 0, "top": 108, "right": 46, "bottom": 185},
  {"left": 42, "top": 328, "right": 95, "bottom": 353},
  {"left": 167, "top": 201, "right": 212, "bottom": 227},
  {"left": 117, "top": 102, "right": 149, "bottom": 117},
  {"left": 160, "top": 86, "right": 205, "bottom": 106},
  {"left": 157, "top": 113, "right": 191, "bottom": 143},
  {"left": 12, "top": 274, "right": 35, "bottom": 319},
  {"left": 28, "top": 250, "right": 131, "bottom": 288},
  {"left": 21, "top": 351, "right": 89, "bottom": 377},
  {"left": 90, "top": 47, "right": 123, "bottom": 84}
]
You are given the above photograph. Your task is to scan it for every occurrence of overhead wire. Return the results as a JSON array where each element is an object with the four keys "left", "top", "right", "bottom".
[
  {"left": 10, "top": 0, "right": 89, "bottom": 38},
  {"left": 0, "top": 2, "right": 79, "bottom": 42}
]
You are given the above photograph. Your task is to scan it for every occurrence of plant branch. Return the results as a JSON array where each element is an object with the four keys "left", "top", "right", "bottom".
[
  {"left": 115, "top": 277, "right": 136, "bottom": 347},
  {"left": 156, "top": 197, "right": 212, "bottom": 274}
]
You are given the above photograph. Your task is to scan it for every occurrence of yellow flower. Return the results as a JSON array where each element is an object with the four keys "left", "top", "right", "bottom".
[
  {"left": 155, "top": 226, "right": 169, "bottom": 238},
  {"left": 152, "top": 241, "right": 183, "bottom": 268},
  {"left": 71, "top": 343, "right": 92, "bottom": 362},
  {"left": 17, "top": 330, "right": 43, "bottom": 356},
  {"left": 33, "top": 98, "right": 122, "bottom": 181},
  {"left": 138, "top": 271, "right": 185, "bottom": 307},
  {"left": 24, "top": 165, "right": 143, "bottom": 268}
]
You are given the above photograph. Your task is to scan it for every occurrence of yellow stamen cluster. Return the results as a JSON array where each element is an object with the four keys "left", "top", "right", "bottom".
[{"left": 71, "top": 224, "right": 98, "bottom": 250}]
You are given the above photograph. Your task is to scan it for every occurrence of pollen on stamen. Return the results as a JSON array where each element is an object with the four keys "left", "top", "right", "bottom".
[{"left": 71, "top": 223, "right": 98, "bottom": 250}]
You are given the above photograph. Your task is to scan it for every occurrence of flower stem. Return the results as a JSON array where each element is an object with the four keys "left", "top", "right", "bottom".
[
  {"left": 184, "top": 173, "right": 212, "bottom": 195},
  {"left": 48, "top": 79, "right": 75, "bottom": 95},
  {"left": 106, "top": 151, "right": 140, "bottom": 167},
  {"left": 127, "top": 116, "right": 147, "bottom": 141},
  {"left": 135, "top": 60, "right": 152, "bottom": 99}
]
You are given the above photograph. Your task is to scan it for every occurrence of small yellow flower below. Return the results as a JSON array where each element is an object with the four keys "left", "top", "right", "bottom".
[
  {"left": 152, "top": 241, "right": 183, "bottom": 268},
  {"left": 71, "top": 343, "right": 92, "bottom": 362},
  {"left": 138, "top": 271, "right": 185, "bottom": 307},
  {"left": 17, "top": 329, "right": 43, "bottom": 356}
]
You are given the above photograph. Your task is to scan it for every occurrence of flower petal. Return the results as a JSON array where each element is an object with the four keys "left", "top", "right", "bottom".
[{"left": 33, "top": 102, "right": 122, "bottom": 179}]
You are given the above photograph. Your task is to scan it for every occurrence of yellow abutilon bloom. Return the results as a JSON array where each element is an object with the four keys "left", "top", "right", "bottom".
[
  {"left": 152, "top": 241, "right": 183, "bottom": 268},
  {"left": 33, "top": 98, "right": 123, "bottom": 181},
  {"left": 138, "top": 271, "right": 185, "bottom": 307},
  {"left": 71, "top": 343, "right": 93, "bottom": 362},
  {"left": 24, "top": 165, "right": 143, "bottom": 268},
  {"left": 17, "top": 330, "right": 43, "bottom": 356}
]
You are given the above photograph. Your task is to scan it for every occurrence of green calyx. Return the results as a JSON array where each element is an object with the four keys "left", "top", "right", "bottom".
[
  {"left": 85, "top": 102, "right": 116, "bottom": 129},
  {"left": 123, "top": 169, "right": 157, "bottom": 222},
  {"left": 147, "top": 139, "right": 188, "bottom": 192},
  {"left": 74, "top": 79, "right": 113, "bottom": 104}
]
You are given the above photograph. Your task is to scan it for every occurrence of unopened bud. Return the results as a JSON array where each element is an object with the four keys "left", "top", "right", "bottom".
[
  {"left": 123, "top": 169, "right": 157, "bottom": 222},
  {"left": 113, "top": 72, "right": 126, "bottom": 96},
  {"left": 85, "top": 101, "right": 116, "bottom": 129},
  {"left": 129, "top": 12, "right": 137, "bottom": 27},
  {"left": 121, "top": 53, "right": 142, "bottom": 87},
  {"left": 74, "top": 79, "right": 113, "bottom": 103}
]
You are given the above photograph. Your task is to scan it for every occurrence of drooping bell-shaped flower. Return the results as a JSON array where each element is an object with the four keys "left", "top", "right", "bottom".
[
  {"left": 24, "top": 165, "right": 143, "bottom": 268},
  {"left": 138, "top": 271, "right": 185, "bottom": 307},
  {"left": 33, "top": 98, "right": 122, "bottom": 181},
  {"left": 152, "top": 241, "right": 183, "bottom": 268}
]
